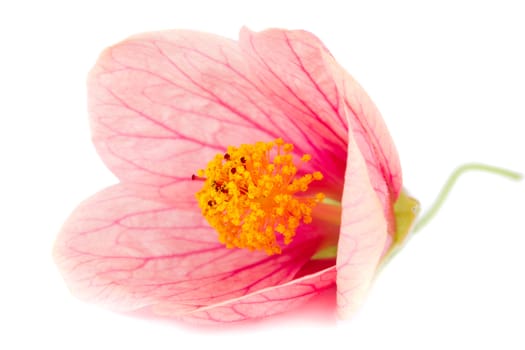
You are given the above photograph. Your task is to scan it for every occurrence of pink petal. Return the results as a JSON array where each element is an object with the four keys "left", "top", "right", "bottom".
[
  {"left": 53, "top": 184, "right": 325, "bottom": 317},
  {"left": 88, "top": 30, "right": 283, "bottom": 197},
  {"left": 159, "top": 267, "right": 336, "bottom": 324},
  {"left": 239, "top": 28, "right": 347, "bottom": 196},
  {"left": 239, "top": 28, "right": 402, "bottom": 227},
  {"left": 337, "top": 64, "right": 402, "bottom": 228},
  {"left": 336, "top": 130, "right": 388, "bottom": 318}
]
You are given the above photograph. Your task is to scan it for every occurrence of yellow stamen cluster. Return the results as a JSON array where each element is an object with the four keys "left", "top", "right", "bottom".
[{"left": 195, "top": 138, "right": 324, "bottom": 255}]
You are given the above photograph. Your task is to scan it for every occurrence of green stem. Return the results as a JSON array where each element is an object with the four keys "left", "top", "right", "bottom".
[{"left": 413, "top": 163, "right": 522, "bottom": 233}]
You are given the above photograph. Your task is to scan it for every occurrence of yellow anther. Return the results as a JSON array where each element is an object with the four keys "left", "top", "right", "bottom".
[
  {"left": 195, "top": 139, "right": 324, "bottom": 255},
  {"left": 301, "top": 154, "right": 312, "bottom": 162},
  {"left": 313, "top": 171, "right": 323, "bottom": 180}
]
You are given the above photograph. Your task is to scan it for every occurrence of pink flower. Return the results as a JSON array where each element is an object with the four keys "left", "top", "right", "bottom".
[{"left": 53, "top": 27, "right": 403, "bottom": 324}]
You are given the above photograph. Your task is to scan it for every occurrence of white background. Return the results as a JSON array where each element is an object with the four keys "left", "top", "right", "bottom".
[{"left": 1, "top": 1, "right": 524, "bottom": 349}]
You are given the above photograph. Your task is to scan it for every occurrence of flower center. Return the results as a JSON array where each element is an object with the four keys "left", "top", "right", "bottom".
[{"left": 194, "top": 138, "right": 324, "bottom": 255}]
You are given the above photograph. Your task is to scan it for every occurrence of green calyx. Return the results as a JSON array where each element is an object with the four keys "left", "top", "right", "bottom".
[{"left": 380, "top": 190, "right": 420, "bottom": 266}]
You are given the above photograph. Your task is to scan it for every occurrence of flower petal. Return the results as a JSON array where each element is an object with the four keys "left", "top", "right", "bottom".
[
  {"left": 239, "top": 28, "right": 347, "bottom": 196},
  {"left": 239, "top": 28, "right": 402, "bottom": 227},
  {"left": 162, "top": 267, "right": 337, "bottom": 324},
  {"left": 53, "top": 184, "right": 323, "bottom": 316},
  {"left": 336, "top": 62, "right": 402, "bottom": 228},
  {"left": 88, "top": 30, "right": 296, "bottom": 197},
  {"left": 336, "top": 131, "right": 388, "bottom": 318}
]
